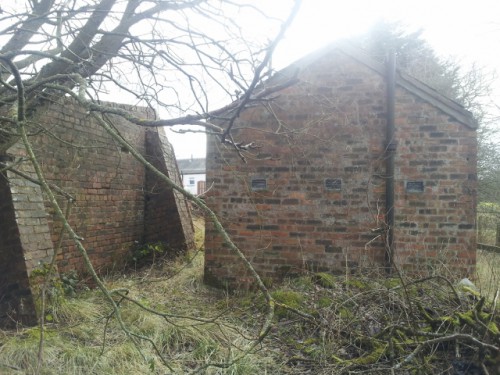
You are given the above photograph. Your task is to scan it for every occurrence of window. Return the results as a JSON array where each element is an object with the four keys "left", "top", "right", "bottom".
[{"left": 188, "top": 177, "right": 195, "bottom": 185}]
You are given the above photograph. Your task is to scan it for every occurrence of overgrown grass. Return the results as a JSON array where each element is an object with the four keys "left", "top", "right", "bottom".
[
  {"left": 0, "top": 216, "right": 277, "bottom": 374},
  {"left": 475, "top": 205, "right": 500, "bottom": 300},
  {"left": 477, "top": 202, "right": 500, "bottom": 244},
  {"left": 229, "top": 271, "right": 499, "bottom": 374},
  {"left": 1, "top": 217, "right": 498, "bottom": 374},
  {"left": 476, "top": 250, "right": 500, "bottom": 300}
]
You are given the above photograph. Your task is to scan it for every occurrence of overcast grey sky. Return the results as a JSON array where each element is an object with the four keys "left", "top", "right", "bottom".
[
  {"left": 276, "top": 0, "right": 500, "bottom": 67},
  {"left": 169, "top": 0, "right": 500, "bottom": 159}
]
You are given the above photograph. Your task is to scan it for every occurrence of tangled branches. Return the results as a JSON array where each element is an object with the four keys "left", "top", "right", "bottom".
[{"left": 251, "top": 273, "right": 499, "bottom": 374}]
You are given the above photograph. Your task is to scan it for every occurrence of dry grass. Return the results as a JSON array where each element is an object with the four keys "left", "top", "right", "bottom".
[
  {"left": 476, "top": 250, "right": 500, "bottom": 301},
  {"left": 0, "top": 216, "right": 498, "bottom": 374},
  {"left": 231, "top": 272, "right": 499, "bottom": 374},
  {"left": 0, "top": 215, "right": 277, "bottom": 374}
]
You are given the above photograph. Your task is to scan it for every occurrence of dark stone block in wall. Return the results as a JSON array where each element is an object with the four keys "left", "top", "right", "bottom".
[
  {"left": 399, "top": 222, "right": 417, "bottom": 228},
  {"left": 429, "top": 160, "right": 446, "bottom": 166},
  {"left": 325, "top": 245, "right": 342, "bottom": 253},
  {"left": 264, "top": 199, "right": 281, "bottom": 204},
  {"left": 282, "top": 199, "right": 299, "bottom": 205},
  {"left": 316, "top": 239, "right": 332, "bottom": 245},
  {"left": 419, "top": 125, "right": 437, "bottom": 131},
  {"left": 439, "top": 139, "right": 458, "bottom": 145},
  {"left": 458, "top": 224, "right": 474, "bottom": 230},
  {"left": 409, "top": 201, "right": 426, "bottom": 207},
  {"left": 263, "top": 225, "right": 279, "bottom": 230},
  {"left": 429, "top": 132, "right": 445, "bottom": 138}
]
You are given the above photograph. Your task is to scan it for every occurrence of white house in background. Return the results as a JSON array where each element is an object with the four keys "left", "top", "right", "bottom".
[{"left": 177, "top": 157, "right": 206, "bottom": 195}]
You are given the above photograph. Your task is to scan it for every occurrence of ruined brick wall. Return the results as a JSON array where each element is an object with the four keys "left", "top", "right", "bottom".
[
  {"left": 17, "top": 99, "right": 193, "bottom": 273},
  {"left": 204, "top": 48, "right": 476, "bottom": 287},
  {"left": 0, "top": 149, "right": 55, "bottom": 325},
  {"left": 144, "top": 130, "right": 195, "bottom": 250},
  {"left": 1, "top": 98, "right": 194, "bottom": 292},
  {"left": 0, "top": 170, "right": 38, "bottom": 325}
]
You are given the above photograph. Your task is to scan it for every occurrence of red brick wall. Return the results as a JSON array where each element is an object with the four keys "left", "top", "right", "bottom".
[
  {"left": 2, "top": 98, "right": 194, "bottom": 288},
  {"left": 0, "top": 170, "right": 38, "bottom": 326},
  {"left": 393, "top": 92, "right": 477, "bottom": 274},
  {"left": 204, "top": 49, "right": 476, "bottom": 287},
  {"left": 144, "top": 130, "right": 194, "bottom": 250},
  {"left": 26, "top": 100, "right": 153, "bottom": 273}
]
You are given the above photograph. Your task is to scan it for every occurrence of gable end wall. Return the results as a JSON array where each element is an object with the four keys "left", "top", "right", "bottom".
[{"left": 204, "top": 50, "right": 476, "bottom": 287}]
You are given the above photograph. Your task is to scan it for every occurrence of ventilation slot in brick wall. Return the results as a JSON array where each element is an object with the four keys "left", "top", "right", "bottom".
[
  {"left": 406, "top": 180, "right": 424, "bottom": 193},
  {"left": 251, "top": 178, "right": 267, "bottom": 191},
  {"left": 325, "top": 178, "right": 342, "bottom": 191}
]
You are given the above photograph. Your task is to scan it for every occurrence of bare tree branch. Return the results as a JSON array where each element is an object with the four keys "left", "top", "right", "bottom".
[
  {"left": 0, "top": 1, "right": 304, "bottom": 372},
  {"left": 0, "top": 0, "right": 56, "bottom": 55}
]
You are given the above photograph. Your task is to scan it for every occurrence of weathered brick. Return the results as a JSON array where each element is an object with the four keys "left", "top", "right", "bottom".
[
  {"left": 1, "top": 98, "right": 194, "bottom": 327},
  {"left": 204, "top": 44, "right": 477, "bottom": 287}
]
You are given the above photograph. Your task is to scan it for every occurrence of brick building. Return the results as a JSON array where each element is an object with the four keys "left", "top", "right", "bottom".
[
  {"left": 204, "top": 42, "right": 477, "bottom": 287},
  {"left": 177, "top": 157, "right": 206, "bottom": 195},
  {"left": 0, "top": 99, "right": 194, "bottom": 325}
]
